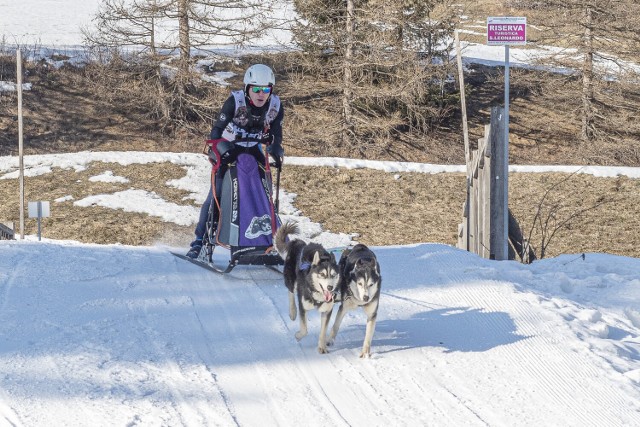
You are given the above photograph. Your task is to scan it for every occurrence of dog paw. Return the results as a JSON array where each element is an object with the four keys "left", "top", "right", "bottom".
[
  {"left": 317, "top": 346, "right": 329, "bottom": 354},
  {"left": 295, "top": 331, "right": 306, "bottom": 341},
  {"left": 359, "top": 349, "right": 371, "bottom": 359},
  {"left": 326, "top": 338, "right": 334, "bottom": 347}
]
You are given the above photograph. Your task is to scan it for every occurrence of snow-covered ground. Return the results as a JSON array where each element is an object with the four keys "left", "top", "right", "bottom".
[
  {"left": 0, "top": 0, "right": 100, "bottom": 47},
  {"left": 0, "top": 0, "right": 293, "bottom": 51},
  {"left": 1, "top": 152, "right": 640, "bottom": 426},
  {"left": 2, "top": 233, "right": 640, "bottom": 425}
]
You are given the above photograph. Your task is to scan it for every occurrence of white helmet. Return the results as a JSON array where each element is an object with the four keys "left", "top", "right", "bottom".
[{"left": 244, "top": 64, "right": 275, "bottom": 90}]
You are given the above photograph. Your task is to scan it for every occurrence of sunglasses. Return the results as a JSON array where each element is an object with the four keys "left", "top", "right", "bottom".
[{"left": 250, "top": 86, "right": 272, "bottom": 94}]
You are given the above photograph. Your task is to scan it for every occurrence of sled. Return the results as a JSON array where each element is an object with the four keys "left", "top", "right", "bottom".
[{"left": 176, "top": 140, "right": 284, "bottom": 274}]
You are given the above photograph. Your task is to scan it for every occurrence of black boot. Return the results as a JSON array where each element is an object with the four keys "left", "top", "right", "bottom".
[{"left": 186, "top": 239, "right": 202, "bottom": 259}]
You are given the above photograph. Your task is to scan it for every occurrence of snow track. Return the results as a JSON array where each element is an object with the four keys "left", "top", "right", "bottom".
[{"left": 1, "top": 241, "right": 640, "bottom": 425}]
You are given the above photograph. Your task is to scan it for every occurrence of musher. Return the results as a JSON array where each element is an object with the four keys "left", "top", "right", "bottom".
[{"left": 186, "top": 63, "right": 284, "bottom": 259}]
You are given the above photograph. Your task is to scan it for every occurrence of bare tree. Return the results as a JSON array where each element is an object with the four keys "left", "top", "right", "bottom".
[
  {"left": 291, "top": 0, "right": 458, "bottom": 156},
  {"left": 525, "top": 0, "right": 640, "bottom": 145},
  {"left": 83, "top": 0, "right": 281, "bottom": 138},
  {"left": 84, "top": 0, "right": 165, "bottom": 55},
  {"left": 524, "top": 171, "right": 612, "bottom": 259},
  {"left": 86, "top": 0, "right": 278, "bottom": 65}
]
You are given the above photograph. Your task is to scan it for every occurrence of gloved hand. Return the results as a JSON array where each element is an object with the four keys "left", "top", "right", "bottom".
[{"left": 267, "top": 142, "right": 284, "bottom": 168}]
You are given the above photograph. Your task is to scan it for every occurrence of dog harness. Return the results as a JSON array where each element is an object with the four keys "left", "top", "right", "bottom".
[
  {"left": 221, "top": 90, "right": 281, "bottom": 146},
  {"left": 298, "top": 250, "right": 311, "bottom": 271}
]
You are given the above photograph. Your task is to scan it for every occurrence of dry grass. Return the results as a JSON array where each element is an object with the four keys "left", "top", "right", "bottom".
[
  {"left": 0, "top": 162, "right": 195, "bottom": 247},
  {"left": 2, "top": 161, "right": 639, "bottom": 260},
  {"left": 282, "top": 166, "right": 640, "bottom": 259},
  {"left": 280, "top": 166, "right": 467, "bottom": 246}
]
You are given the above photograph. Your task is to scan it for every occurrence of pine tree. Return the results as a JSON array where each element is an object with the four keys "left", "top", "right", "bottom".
[
  {"left": 530, "top": 0, "right": 640, "bottom": 145},
  {"left": 291, "top": 0, "right": 458, "bottom": 156}
]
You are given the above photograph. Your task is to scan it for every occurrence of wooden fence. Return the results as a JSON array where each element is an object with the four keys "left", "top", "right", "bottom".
[
  {"left": 458, "top": 106, "right": 508, "bottom": 260},
  {"left": 0, "top": 222, "right": 15, "bottom": 240}
]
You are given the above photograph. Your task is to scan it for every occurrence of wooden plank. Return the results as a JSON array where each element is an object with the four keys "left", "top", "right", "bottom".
[
  {"left": 482, "top": 152, "right": 492, "bottom": 258},
  {"left": 489, "top": 106, "right": 508, "bottom": 260},
  {"left": 472, "top": 146, "right": 481, "bottom": 178},
  {"left": 472, "top": 159, "right": 480, "bottom": 254},
  {"left": 0, "top": 222, "right": 14, "bottom": 240},
  {"left": 484, "top": 124, "right": 492, "bottom": 158},
  {"left": 469, "top": 153, "right": 478, "bottom": 253}
]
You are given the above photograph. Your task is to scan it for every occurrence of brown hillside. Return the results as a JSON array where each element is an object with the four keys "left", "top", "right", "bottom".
[{"left": 1, "top": 44, "right": 639, "bottom": 259}]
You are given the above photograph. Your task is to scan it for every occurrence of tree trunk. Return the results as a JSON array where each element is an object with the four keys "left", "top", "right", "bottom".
[
  {"left": 177, "top": 0, "right": 191, "bottom": 74},
  {"left": 150, "top": 0, "right": 157, "bottom": 57},
  {"left": 581, "top": 5, "right": 595, "bottom": 142},
  {"left": 150, "top": 16, "right": 157, "bottom": 56},
  {"left": 341, "top": 0, "right": 355, "bottom": 145}
]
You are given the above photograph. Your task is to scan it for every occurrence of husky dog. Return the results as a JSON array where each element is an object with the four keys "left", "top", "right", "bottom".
[
  {"left": 275, "top": 221, "right": 340, "bottom": 354},
  {"left": 329, "top": 244, "right": 381, "bottom": 358}
]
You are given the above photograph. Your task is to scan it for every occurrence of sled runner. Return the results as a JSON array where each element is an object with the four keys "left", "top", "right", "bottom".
[{"left": 174, "top": 139, "right": 283, "bottom": 274}]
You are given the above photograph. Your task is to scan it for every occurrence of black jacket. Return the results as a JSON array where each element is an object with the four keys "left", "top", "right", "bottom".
[{"left": 210, "top": 94, "right": 284, "bottom": 147}]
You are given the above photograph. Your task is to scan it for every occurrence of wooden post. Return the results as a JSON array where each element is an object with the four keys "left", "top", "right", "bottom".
[
  {"left": 481, "top": 124, "right": 492, "bottom": 258},
  {"left": 17, "top": 49, "right": 24, "bottom": 240},
  {"left": 456, "top": 30, "right": 471, "bottom": 251},
  {"left": 455, "top": 30, "right": 471, "bottom": 168},
  {"left": 471, "top": 150, "right": 479, "bottom": 254},
  {"left": 489, "top": 107, "right": 507, "bottom": 260}
]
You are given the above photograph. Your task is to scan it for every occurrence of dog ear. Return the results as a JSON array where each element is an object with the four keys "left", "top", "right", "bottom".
[{"left": 312, "top": 251, "right": 321, "bottom": 266}]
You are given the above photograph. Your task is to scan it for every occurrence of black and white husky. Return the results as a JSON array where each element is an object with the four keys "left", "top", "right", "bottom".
[
  {"left": 329, "top": 244, "right": 381, "bottom": 358},
  {"left": 274, "top": 221, "right": 340, "bottom": 354}
]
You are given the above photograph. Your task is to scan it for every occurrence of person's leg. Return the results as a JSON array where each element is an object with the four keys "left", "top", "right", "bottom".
[
  {"left": 186, "top": 185, "right": 213, "bottom": 258},
  {"left": 194, "top": 187, "right": 213, "bottom": 241}
]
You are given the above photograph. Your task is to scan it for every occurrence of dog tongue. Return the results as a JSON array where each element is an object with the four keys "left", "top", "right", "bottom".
[{"left": 324, "top": 290, "right": 333, "bottom": 302}]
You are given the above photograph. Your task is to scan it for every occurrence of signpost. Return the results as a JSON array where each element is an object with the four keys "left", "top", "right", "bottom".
[
  {"left": 28, "top": 201, "right": 50, "bottom": 241},
  {"left": 17, "top": 49, "right": 25, "bottom": 240},
  {"left": 487, "top": 17, "right": 527, "bottom": 46},
  {"left": 486, "top": 16, "right": 527, "bottom": 260}
]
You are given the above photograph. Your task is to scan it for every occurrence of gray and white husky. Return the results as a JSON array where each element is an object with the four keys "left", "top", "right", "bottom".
[
  {"left": 329, "top": 244, "right": 381, "bottom": 358},
  {"left": 274, "top": 221, "right": 340, "bottom": 354}
]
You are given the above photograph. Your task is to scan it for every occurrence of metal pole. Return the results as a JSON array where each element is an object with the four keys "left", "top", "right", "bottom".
[
  {"left": 503, "top": 45, "right": 510, "bottom": 259},
  {"left": 274, "top": 166, "right": 281, "bottom": 213},
  {"left": 17, "top": 49, "right": 25, "bottom": 240}
]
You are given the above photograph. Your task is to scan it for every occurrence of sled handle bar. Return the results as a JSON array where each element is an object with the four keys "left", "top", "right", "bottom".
[{"left": 274, "top": 163, "right": 281, "bottom": 212}]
